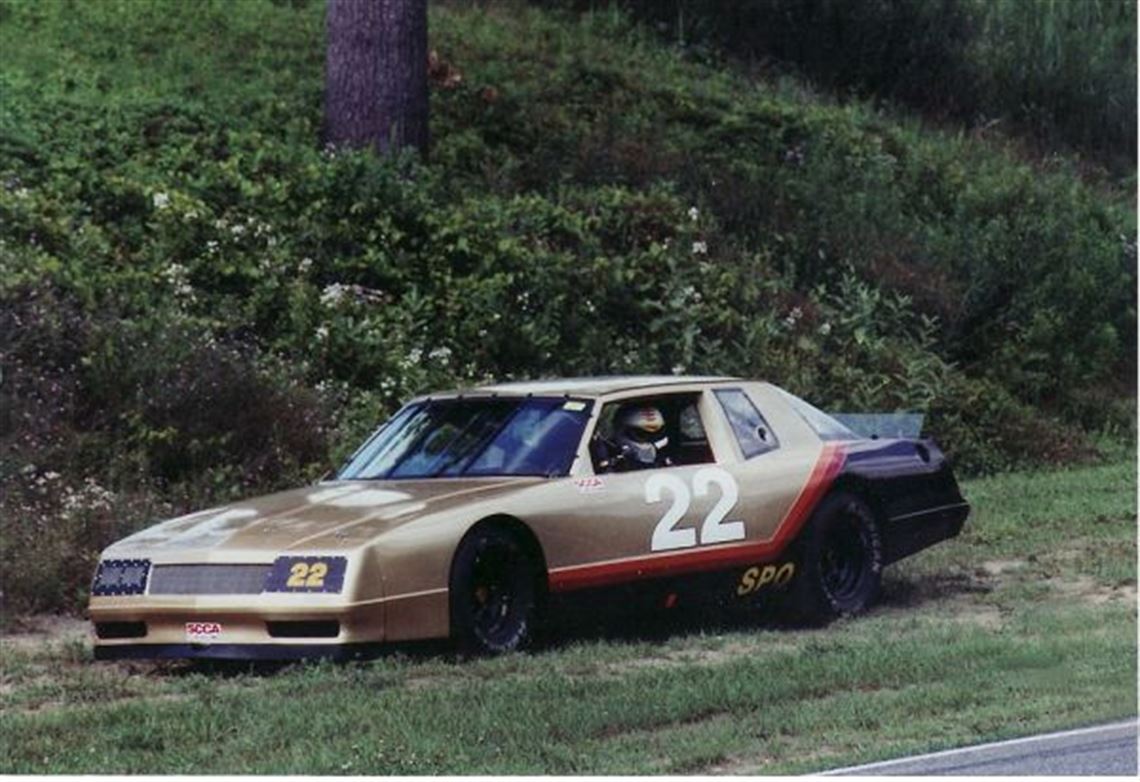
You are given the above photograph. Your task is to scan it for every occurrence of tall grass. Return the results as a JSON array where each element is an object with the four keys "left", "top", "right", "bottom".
[
  {"left": 974, "top": 0, "right": 1136, "bottom": 167},
  {"left": 594, "top": 0, "right": 1136, "bottom": 174}
]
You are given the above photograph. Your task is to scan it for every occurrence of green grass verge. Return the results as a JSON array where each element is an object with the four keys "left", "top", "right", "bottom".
[{"left": 1, "top": 455, "right": 1135, "bottom": 774}]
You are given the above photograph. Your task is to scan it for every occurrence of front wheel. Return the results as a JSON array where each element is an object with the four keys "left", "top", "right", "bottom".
[
  {"left": 449, "top": 526, "right": 540, "bottom": 655},
  {"left": 786, "top": 492, "right": 882, "bottom": 624}
]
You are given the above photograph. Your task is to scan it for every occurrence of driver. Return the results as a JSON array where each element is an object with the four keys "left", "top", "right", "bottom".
[{"left": 612, "top": 404, "right": 671, "bottom": 470}]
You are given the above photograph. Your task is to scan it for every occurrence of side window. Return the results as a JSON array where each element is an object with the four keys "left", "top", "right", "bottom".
[
  {"left": 589, "top": 393, "right": 713, "bottom": 473},
  {"left": 714, "top": 389, "right": 778, "bottom": 458}
]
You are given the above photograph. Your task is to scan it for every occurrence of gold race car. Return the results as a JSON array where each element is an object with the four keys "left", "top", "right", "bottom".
[{"left": 89, "top": 376, "right": 969, "bottom": 660}]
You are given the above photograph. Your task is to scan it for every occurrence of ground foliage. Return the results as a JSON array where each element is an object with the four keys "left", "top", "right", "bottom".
[
  {"left": 595, "top": 0, "right": 1137, "bottom": 177},
  {"left": 0, "top": 0, "right": 1134, "bottom": 615}
]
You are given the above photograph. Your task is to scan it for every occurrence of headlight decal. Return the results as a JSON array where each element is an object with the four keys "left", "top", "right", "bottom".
[
  {"left": 263, "top": 556, "right": 347, "bottom": 593},
  {"left": 91, "top": 559, "right": 151, "bottom": 596}
]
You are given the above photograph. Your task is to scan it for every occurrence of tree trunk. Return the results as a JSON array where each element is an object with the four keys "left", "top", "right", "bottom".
[{"left": 324, "top": 0, "right": 429, "bottom": 157}]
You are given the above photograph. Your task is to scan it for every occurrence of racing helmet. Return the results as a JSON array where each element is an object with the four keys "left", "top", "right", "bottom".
[{"left": 617, "top": 404, "right": 667, "bottom": 444}]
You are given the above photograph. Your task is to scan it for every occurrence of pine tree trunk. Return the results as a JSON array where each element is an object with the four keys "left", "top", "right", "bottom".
[{"left": 324, "top": 0, "right": 428, "bottom": 156}]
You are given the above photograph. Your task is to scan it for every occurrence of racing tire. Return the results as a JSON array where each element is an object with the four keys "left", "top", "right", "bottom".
[
  {"left": 449, "top": 525, "right": 540, "bottom": 655},
  {"left": 786, "top": 492, "right": 882, "bottom": 625}
]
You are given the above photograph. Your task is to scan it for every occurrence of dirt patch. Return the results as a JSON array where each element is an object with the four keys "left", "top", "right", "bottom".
[
  {"left": 1049, "top": 575, "right": 1138, "bottom": 605},
  {"left": 978, "top": 559, "right": 1028, "bottom": 577}
]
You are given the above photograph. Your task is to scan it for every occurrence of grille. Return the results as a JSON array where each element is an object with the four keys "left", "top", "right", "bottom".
[{"left": 149, "top": 564, "right": 270, "bottom": 595}]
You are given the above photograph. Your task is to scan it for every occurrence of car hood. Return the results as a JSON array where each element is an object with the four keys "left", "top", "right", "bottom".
[{"left": 102, "top": 478, "right": 542, "bottom": 559}]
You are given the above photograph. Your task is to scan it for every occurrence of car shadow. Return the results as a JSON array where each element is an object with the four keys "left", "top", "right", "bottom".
[
  {"left": 133, "top": 572, "right": 995, "bottom": 676},
  {"left": 535, "top": 596, "right": 788, "bottom": 650},
  {"left": 877, "top": 570, "right": 994, "bottom": 610}
]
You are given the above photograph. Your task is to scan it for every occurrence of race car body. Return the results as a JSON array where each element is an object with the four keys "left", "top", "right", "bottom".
[{"left": 88, "top": 376, "right": 969, "bottom": 660}]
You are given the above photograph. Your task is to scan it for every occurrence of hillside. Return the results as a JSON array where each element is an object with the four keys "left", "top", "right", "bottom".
[{"left": 0, "top": 0, "right": 1135, "bottom": 614}]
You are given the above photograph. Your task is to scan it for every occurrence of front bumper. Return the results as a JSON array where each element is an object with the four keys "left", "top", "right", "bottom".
[
  {"left": 88, "top": 593, "right": 384, "bottom": 660},
  {"left": 93, "top": 641, "right": 378, "bottom": 661}
]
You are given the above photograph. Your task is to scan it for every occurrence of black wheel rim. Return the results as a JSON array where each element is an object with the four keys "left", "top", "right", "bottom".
[
  {"left": 820, "top": 515, "right": 867, "bottom": 603},
  {"left": 469, "top": 541, "right": 530, "bottom": 647}
]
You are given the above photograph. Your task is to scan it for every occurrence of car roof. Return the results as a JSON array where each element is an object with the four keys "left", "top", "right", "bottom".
[{"left": 431, "top": 375, "right": 744, "bottom": 398}]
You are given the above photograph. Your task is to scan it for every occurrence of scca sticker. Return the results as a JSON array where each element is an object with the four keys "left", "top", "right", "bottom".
[
  {"left": 185, "top": 621, "right": 222, "bottom": 643},
  {"left": 574, "top": 476, "right": 606, "bottom": 494},
  {"left": 264, "top": 556, "right": 347, "bottom": 593},
  {"left": 737, "top": 562, "right": 795, "bottom": 596}
]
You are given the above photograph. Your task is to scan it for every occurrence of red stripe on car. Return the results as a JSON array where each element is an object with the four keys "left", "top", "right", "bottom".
[{"left": 548, "top": 443, "right": 846, "bottom": 592}]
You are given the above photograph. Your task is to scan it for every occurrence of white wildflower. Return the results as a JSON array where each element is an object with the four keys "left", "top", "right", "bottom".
[
  {"left": 320, "top": 284, "right": 346, "bottom": 306},
  {"left": 163, "top": 263, "right": 195, "bottom": 301},
  {"left": 152, "top": 192, "right": 170, "bottom": 210},
  {"left": 691, "top": 240, "right": 708, "bottom": 255},
  {"left": 315, "top": 325, "right": 330, "bottom": 341},
  {"left": 298, "top": 257, "right": 314, "bottom": 274},
  {"left": 688, "top": 206, "right": 699, "bottom": 222},
  {"left": 819, "top": 322, "right": 832, "bottom": 336},
  {"left": 429, "top": 346, "right": 452, "bottom": 365},
  {"left": 671, "top": 364, "right": 686, "bottom": 375}
]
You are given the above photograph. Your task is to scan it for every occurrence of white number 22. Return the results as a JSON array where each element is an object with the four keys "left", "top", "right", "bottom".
[{"left": 646, "top": 467, "right": 745, "bottom": 551}]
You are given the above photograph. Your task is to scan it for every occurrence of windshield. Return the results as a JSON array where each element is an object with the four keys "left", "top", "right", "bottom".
[{"left": 337, "top": 397, "right": 593, "bottom": 480}]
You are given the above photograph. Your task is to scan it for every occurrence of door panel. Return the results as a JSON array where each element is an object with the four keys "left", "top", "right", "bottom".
[{"left": 543, "top": 442, "right": 836, "bottom": 591}]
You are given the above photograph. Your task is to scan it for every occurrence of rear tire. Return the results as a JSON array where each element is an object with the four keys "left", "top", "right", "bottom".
[
  {"left": 449, "top": 525, "right": 540, "bottom": 655},
  {"left": 786, "top": 492, "right": 882, "bottom": 624}
]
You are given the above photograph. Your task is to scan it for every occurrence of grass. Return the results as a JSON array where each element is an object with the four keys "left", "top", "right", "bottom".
[{"left": 1, "top": 454, "right": 1134, "bottom": 773}]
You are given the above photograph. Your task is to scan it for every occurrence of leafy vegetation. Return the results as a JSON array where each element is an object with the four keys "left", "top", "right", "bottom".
[
  {"left": 1, "top": 455, "right": 1134, "bottom": 773},
  {"left": 0, "top": 0, "right": 1134, "bottom": 616},
  {"left": 602, "top": 0, "right": 1137, "bottom": 175}
]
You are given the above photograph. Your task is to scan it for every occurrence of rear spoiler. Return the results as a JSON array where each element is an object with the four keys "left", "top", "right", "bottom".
[{"left": 831, "top": 413, "right": 925, "bottom": 439}]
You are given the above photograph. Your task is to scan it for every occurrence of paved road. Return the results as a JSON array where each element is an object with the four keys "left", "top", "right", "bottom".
[{"left": 821, "top": 719, "right": 1138, "bottom": 776}]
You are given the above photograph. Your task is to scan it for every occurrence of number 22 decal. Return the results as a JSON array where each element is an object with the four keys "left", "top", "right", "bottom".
[
  {"left": 286, "top": 560, "right": 328, "bottom": 588},
  {"left": 647, "top": 467, "right": 745, "bottom": 551}
]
